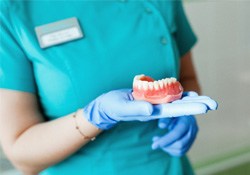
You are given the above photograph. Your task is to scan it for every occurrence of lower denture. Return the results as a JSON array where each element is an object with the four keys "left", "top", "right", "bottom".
[{"left": 132, "top": 74, "right": 183, "bottom": 104}]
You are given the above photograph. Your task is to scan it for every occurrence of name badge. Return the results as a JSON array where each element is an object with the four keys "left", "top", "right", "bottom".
[{"left": 35, "top": 17, "right": 83, "bottom": 49}]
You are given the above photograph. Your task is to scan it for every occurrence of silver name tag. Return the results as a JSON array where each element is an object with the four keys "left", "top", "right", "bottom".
[{"left": 35, "top": 17, "right": 83, "bottom": 49}]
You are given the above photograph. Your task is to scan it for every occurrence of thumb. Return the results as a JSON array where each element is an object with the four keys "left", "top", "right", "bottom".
[{"left": 117, "top": 100, "right": 154, "bottom": 117}]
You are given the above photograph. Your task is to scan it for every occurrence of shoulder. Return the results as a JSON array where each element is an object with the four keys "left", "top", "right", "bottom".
[
  {"left": 1, "top": 0, "right": 11, "bottom": 17},
  {"left": 0, "top": 0, "right": 26, "bottom": 23},
  {"left": 0, "top": 0, "right": 25, "bottom": 12}
]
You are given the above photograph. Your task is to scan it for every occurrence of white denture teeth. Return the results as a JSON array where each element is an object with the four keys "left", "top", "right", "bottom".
[
  {"left": 142, "top": 81, "right": 148, "bottom": 90},
  {"left": 153, "top": 81, "right": 159, "bottom": 90},
  {"left": 168, "top": 77, "right": 176, "bottom": 83},
  {"left": 136, "top": 74, "right": 145, "bottom": 80},
  {"left": 164, "top": 78, "right": 175, "bottom": 84},
  {"left": 133, "top": 75, "right": 144, "bottom": 85},
  {"left": 163, "top": 79, "right": 169, "bottom": 85},
  {"left": 134, "top": 75, "right": 178, "bottom": 90},
  {"left": 168, "top": 79, "right": 173, "bottom": 84},
  {"left": 133, "top": 79, "right": 138, "bottom": 87},
  {"left": 133, "top": 74, "right": 144, "bottom": 89},
  {"left": 158, "top": 80, "right": 164, "bottom": 89},
  {"left": 137, "top": 81, "right": 143, "bottom": 90},
  {"left": 170, "top": 77, "right": 177, "bottom": 82},
  {"left": 148, "top": 82, "right": 154, "bottom": 90}
]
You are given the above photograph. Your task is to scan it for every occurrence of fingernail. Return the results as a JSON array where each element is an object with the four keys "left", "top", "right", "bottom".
[
  {"left": 152, "top": 143, "right": 159, "bottom": 150},
  {"left": 152, "top": 136, "right": 160, "bottom": 142},
  {"left": 159, "top": 123, "right": 166, "bottom": 129}
]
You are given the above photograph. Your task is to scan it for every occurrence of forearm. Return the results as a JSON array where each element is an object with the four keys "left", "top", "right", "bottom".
[
  {"left": 180, "top": 78, "right": 201, "bottom": 94},
  {"left": 9, "top": 109, "right": 101, "bottom": 174},
  {"left": 179, "top": 51, "right": 201, "bottom": 94}
]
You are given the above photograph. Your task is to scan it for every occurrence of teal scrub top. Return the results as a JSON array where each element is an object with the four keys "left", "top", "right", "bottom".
[{"left": 0, "top": 0, "right": 197, "bottom": 175}]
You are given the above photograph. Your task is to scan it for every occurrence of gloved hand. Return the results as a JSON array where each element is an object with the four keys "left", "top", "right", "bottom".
[
  {"left": 150, "top": 91, "right": 217, "bottom": 119},
  {"left": 151, "top": 115, "right": 198, "bottom": 157},
  {"left": 150, "top": 92, "right": 213, "bottom": 156},
  {"left": 83, "top": 89, "right": 217, "bottom": 130},
  {"left": 83, "top": 89, "right": 153, "bottom": 130}
]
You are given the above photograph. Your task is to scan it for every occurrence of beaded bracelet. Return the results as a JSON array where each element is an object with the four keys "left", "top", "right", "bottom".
[{"left": 73, "top": 110, "right": 96, "bottom": 141}]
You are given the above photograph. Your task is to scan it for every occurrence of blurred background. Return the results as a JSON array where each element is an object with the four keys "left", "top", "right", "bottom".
[
  {"left": 1, "top": 1, "right": 250, "bottom": 175},
  {"left": 186, "top": 1, "right": 250, "bottom": 175}
]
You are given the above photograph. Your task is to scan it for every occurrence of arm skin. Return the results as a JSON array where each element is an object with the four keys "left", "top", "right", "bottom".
[
  {"left": 179, "top": 51, "right": 201, "bottom": 94},
  {"left": 0, "top": 90, "right": 102, "bottom": 175}
]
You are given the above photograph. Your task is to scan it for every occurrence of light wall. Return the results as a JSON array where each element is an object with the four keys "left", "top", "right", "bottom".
[{"left": 184, "top": 1, "right": 250, "bottom": 174}]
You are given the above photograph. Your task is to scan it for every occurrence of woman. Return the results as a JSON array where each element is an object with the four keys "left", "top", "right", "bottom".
[{"left": 0, "top": 1, "right": 217, "bottom": 175}]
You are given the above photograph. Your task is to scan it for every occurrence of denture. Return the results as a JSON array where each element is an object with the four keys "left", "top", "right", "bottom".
[{"left": 132, "top": 74, "right": 183, "bottom": 104}]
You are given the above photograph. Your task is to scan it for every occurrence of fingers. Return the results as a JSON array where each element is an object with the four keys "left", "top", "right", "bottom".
[
  {"left": 104, "top": 89, "right": 217, "bottom": 123},
  {"left": 150, "top": 95, "right": 218, "bottom": 119},
  {"left": 162, "top": 118, "right": 198, "bottom": 156},
  {"left": 161, "top": 130, "right": 192, "bottom": 157},
  {"left": 152, "top": 117, "right": 190, "bottom": 149},
  {"left": 162, "top": 124, "right": 198, "bottom": 156},
  {"left": 174, "top": 96, "right": 218, "bottom": 110},
  {"left": 152, "top": 136, "right": 160, "bottom": 142},
  {"left": 151, "top": 103, "right": 208, "bottom": 119},
  {"left": 107, "top": 89, "right": 154, "bottom": 117},
  {"left": 121, "top": 100, "right": 154, "bottom": 116},
  {"left": 152, "top": 116, "right": 199, "bottom": 156},
  {"left": 182, "top": 91, "right": 199, "bottom": 97}
]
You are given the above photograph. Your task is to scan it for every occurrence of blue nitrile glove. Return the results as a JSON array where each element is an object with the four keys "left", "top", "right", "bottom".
[
  {"left": 150, "top": 91, "right": 218, "bottom": 119},
  {"left": 151, "top": 91, "right": 217, "bottom": 156},
  {"left": 83, "top": 89, "right": 217, "bottom": 130},
  {"left": 83, "top": 89, "right": 153, "bottom": 130},
  {"left": 152, "top": 115, "right": 198, "bottom": 157}
]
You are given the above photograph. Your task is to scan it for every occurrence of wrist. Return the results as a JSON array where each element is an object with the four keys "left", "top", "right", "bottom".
[
  {"left": 74, "top": 109, "right": 102, "bottom": 140},
  {"left": 82, "top": 102, "right": 117, "bottom": 130}
]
